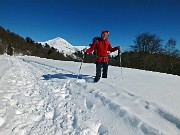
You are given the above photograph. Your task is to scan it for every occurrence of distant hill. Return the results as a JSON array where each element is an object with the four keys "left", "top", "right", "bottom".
[
  {"left": 39, "top": 37, "right": 85, "bottom": 58},
  {"left": 0, "top": 26, "right": 82, "bottom": 61}
]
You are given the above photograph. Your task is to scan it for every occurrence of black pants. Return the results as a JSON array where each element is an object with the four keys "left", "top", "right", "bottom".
[{"left": 94, "top": 62, "right": 108, "bottom": 82}]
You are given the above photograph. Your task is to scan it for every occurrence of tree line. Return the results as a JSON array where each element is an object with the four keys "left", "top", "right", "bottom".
[
  {"left": 116, "top": 32, "right": 180, "bottom": 76},
  {"left": 0, "top": 26, "right": 74, "bottom": 61}
]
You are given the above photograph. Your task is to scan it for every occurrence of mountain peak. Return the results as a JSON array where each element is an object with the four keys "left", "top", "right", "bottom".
[
  {"left": 39, "top": 37, "right": 84, "bottom": 57},
  {"left": 51, "top": 37, "right": 66, "bottom": 42},
  {"left": 44, "top": 37, "right": 71, "bottom": 46}
]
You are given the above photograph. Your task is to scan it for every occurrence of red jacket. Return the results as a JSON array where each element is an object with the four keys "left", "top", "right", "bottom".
[{"left": 86, "top": 38, "right": 119, "bottom": 62}]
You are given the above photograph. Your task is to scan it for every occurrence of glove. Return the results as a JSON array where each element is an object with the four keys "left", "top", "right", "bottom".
[{"left": 83, "top": 48, "right": 87, "bottom": 52}]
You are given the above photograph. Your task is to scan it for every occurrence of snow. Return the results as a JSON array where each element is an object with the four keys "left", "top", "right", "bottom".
[{"left": 0, "top": 54, "right": 180, "bottom": 135}]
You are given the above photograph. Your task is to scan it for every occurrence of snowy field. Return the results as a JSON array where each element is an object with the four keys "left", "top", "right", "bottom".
[{"left": 0, "top": 55, "right": 180, "bottom": 135}]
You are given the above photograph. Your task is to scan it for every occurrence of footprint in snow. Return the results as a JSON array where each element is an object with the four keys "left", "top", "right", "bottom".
[
  {"left": 0, "top": 116, "right": 5, "bottom": 128},
  {"left": 85, "top": 96, "right": 94, "bottom": 110},
  {"left": 98, "top": 124, "right": 109, "bottom": 135}
]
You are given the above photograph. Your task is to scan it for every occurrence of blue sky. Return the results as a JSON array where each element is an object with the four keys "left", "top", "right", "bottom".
[{"left": 1, "top": 0, "right": 180, "bottom": 51}]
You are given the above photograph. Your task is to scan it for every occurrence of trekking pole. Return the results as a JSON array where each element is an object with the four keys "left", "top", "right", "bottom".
[
  {"left": 77, "top": 50, "right": 85, "bottom": 79},
  {"left": 119, "top": 47, "right": 123, "bottom": 79}
]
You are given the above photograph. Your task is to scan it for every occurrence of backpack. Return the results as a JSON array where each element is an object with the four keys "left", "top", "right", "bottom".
[{"left": 91, "top": 37, "right": 101, "bottom": 56}]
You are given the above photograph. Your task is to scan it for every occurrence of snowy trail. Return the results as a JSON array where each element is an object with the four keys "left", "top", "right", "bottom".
[{"left": 0, "top": 56, "right": 180, "bottom": 135}]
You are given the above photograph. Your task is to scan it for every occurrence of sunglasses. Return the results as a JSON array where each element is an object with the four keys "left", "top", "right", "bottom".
[{"left": 102, "top": 30, "right": 109, "bottom": 34}]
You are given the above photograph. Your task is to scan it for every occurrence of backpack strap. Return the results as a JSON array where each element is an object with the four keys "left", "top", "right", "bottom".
[
  {"left": 96, "top": 39, "right": 99, "bottom": 49},
  {"left": 92, "top": 37, "right": 100, "bottom": 56}
]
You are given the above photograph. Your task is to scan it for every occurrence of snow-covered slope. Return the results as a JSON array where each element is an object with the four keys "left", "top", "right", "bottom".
[
  {"left": 39, "top": 37, "right": 85, "bottom": 57},
  {"left": 0, "top": 55, "right": 180, "bottom": 135}
]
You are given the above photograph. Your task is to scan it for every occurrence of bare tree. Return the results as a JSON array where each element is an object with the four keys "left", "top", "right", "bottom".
[
  {"left": 131, "top": 32, "right": 163, "bottom": 53},
  {"left": 165, "top": 38, "right": 179, "bottom": 56}
]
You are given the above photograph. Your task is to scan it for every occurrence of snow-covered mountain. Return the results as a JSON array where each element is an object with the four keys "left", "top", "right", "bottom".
[{"left": 39, "top": 37, "right": 85, "bottom": 57}]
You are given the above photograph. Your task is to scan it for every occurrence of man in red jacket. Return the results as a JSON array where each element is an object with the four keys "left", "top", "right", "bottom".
[{"left": 83, "top": 30, "right": 120, "bottom": 82}]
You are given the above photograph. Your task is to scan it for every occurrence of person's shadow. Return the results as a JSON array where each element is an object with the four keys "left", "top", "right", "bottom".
[
  {"left": 42, "top": 73, "right": 86, "bottom": 80},
  {"left": 42, "top": 73, "right": 94, "bottom": 82}
]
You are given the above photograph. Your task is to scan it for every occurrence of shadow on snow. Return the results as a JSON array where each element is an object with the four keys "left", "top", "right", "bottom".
[
  {"left": 42, "top": 73, "right": 95, "bottom": 83},
  {"left": 42, "top": 73, "right": 91, "bottom": 80}
]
